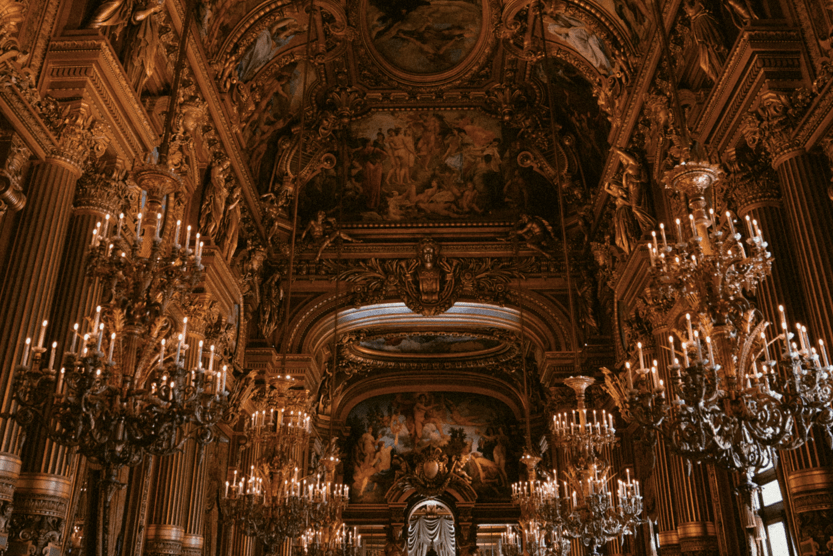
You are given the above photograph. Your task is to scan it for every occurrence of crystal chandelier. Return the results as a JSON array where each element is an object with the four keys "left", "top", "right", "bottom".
[
  {"left": 222, "top": 375, "right": 328, "bottom": 556},
  {"left": 507, "top": 377, "right": 643, "bottom": 556},
  {"left": 7, "top": 213, "right": 229, "bottom": 550},
  {"left": 615, "top": 159, "right": 833, "bottom": 481},
  {"left": 301, "top": 523, "right": 361, "bottom": 556}
]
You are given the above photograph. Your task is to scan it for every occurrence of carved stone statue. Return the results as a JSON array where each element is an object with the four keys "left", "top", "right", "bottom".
[
  {"left": 605, "top": 147, "right": 656, "bottom": 255},
  {"left": 218, "top": 185, "right": 241, "bottom": 261},
  {"left": 413, "top": 238, "right": 441, "bottom": 304},
  {"left": 301, "top": 211, "right": 361, "bottom": 262},
  {"left": 121, "top": 0, "right": 164, "bottom": 94},
  {"left": 723, "top": 0, "right": 758, "bottom": 28},
  {"left": 682, "top": 0, "right": 727, "bottom": 82},
  {"left": 258, "top": 269, "right": 283, "bottom": 339},
  {"left": 505, "top": 213, "right": 559, "bottom": 259},
  {"left": 200, "top": 156, "right": 232, "bottom": 241}
]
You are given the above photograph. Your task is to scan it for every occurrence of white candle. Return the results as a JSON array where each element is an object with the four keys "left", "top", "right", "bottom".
[
  {"left": 195, "top": 233, "right": 201, "bottom": 255},
  {"left": 37, "top": 320, "right": 48, "bottom": 349},
  {"left": 675, "top": 218, "right": 683, "bottom": 241},
  {"left": 208, "top": 345, "right": 215, "bottom": 372},
  {"left": 181, "top": 317, "right": 188, "bottom": 339},
  {"left": 96, "top": 324, "right": 105, "bottom": 352},
  {"left": 107, "top": 333, "right": 116, "bottom": 363},
  {"left": 155, "top": 213, "right": 163, "bottom": 239},
  {"left": 103, "top": 214, "right": 110, "bottom": 238},
  {"left": 652, "top": 230, "right": 658, "bottom": 253},
  {"left": 91, "top": 226, "right": 99, "bottom": 247},
  {"left": 136, "top": 212, "right": 143, "bottom": 241},
  {"left": 637, "top": 342, "right": 645, "bottom": 369},
  {"left": 725, "top": 211, "right": 735, "bottom": 236},
  {"left": 745, "top": 215, "right": 754, "bottom": 238},
  {"left": 694, "top": 330, "right": 703, "bottom": 361},
  {"left": 185, "top": 225, "right": 192, "bottom": 253},
  {"left": 221, "top": 365, "right": 227, "bottom": 395},
  {"left": 820, "top": 340, "right": 830, "bottom": 367},
  {"left": 762, "top": 332, "right": 771, "bottom": 362},
  {"left": 197, "top": 340, "right": 204, "bottom": 369},
  {"left": 686, "top": 313, "right": 694, "bottom": 342},
  {"left": 659, "top": 223, "right": 667, "bottom": 248},
  {"left": 197, "top": 242, "right": 204, "bottom": 265},
  {"left": 48, "top": 341, "right": 57, "bottom": 371},
  {"left": 175, "top": 333, "right": 183, "bottom": 363},
  {"left": 56, "top": 367, "right": 65, "bottom": 394},
  {"left": 93, "top": 306, "right": 101, "bottom": 332},
  {"left": 117, "top": 212, "right": 124, "bottom": 237},
  {"left": 174, "top": 220, "right": 181, "bottom": 248},
  {"left": 70, "top": 323, "right": 79, "bottom": 353},
  {"left": 706, "top": 336, "right": 715, "bottom": 366},
  {"left": 689, "top": 214, "right": 696, "bottom": 236}
]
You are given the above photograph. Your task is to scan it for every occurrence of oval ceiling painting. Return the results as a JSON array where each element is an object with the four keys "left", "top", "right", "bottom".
[{"left": 364, "top": 0, "right": 486, "bottom": 75}]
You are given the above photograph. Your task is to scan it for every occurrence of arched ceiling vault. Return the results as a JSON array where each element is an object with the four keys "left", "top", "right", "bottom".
[{"left": 285, "top": 296, "right": 570, "bottom": 357}]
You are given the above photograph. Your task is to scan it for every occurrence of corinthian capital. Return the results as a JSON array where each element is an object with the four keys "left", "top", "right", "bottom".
[
  {"left": 48, "top": 103, "right": 111, "bottom": 171},
  {"left": 741, "top": 89, "right": 813, "bottom": 162},
  {"left": 74, "top": 163, "right": 131, "bottom": 217}
]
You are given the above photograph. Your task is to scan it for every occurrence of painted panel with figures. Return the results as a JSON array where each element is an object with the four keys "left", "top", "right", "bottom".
[{"left": 344, "top": 392, "right": 519, "bottom": 504}]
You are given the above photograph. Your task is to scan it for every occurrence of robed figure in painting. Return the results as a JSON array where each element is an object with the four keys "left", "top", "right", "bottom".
[{"left": 354, "top": 139, "right": 388, "bottom": 210}]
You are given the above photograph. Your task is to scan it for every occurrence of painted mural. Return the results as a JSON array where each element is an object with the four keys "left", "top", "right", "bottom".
[
  {"left": 543, "top": 12, "right": 615, "bottom": 75},
  {"left": 537, "top": 58, "right": 611, "bottom": 193},
  {"left": 297, "top": 109, "right": 560, "bottom": 223},
  {"left": 359, "top": 334, "right": 501, "bottom": 354},
  {"left": 365, "top": 0, "right": 483, "bottom": 74},
  {"left": 242, "top": 61, "right": 316, "bottom": 187},
  {"left": 345, "top": 392, "right": 519, "bottom": 503}
]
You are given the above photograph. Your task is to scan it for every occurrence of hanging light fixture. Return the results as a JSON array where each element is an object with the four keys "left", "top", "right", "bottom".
[{"left": 7, "top": 189, "right": 229, "bottom": 552}]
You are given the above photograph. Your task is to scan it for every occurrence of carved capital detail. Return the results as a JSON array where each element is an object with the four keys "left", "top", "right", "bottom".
[
  {"left": 143, "top": 538, "right": 183, "bottom": 556},
  {"left": 74, "top": 165, "right": 131, "bottom": 217},
  {"left": 7, "top": 493, "right": 68, "bottom": 556},
  {"left": 0, "top": 130, "right": 31, "bottom": 215},
  {"left": 721, "top": 148, "right": 781, "bottom": 212},
  {"left": 741, "top": 90, "right": 813, "bottom": 163}
]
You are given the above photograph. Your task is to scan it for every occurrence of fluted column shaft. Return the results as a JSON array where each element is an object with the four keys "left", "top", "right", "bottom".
[
  {"left": 773, "top": 149, "right": 833, "bottom": 346},
  {"left": 182, "top": 439, "right": 208, "bottom": 556},
  {"left": 741, "top": 158, "right": 833, "bottom": 555},
  {"left": 648, "top": 330, "right": 720, "bottom": 556},
  {"left": 0, "top": 157, "right": 82, "bottom": 554},
  {"left": 9, "top": 169, "right": 126, "bottom": 556},
  {"left": 144, "top": 450, "right": 189, "bottom": 556}
]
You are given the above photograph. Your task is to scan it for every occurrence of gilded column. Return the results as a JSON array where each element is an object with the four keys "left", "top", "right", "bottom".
[
  {"left": 144, "top": 452, "right": 189, "bottom": 556},
  {"left": 182, "top": 439, "right": 208, "bottom": 556},
  {"left": 0, "top": 106, "right": 104, "bottom": 553},
  {"left": 8, "top": 161, "right": 127, "bottom": 556},
  {"left": 741, "top": 93, "right": 833, "bottom": 552}
]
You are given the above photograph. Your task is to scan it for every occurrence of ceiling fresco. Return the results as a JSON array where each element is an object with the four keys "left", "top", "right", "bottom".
[
  {"left": 363, "top": 0, "right": 485, "bottom": 74},
  {"left": 344, "top": 392, "right": 520, "bottom": 503},
  {"left": 296, "top": 109, "right": 564, "bottom": 223}
]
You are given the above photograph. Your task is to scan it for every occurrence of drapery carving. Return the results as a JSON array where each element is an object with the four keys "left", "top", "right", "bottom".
[{"left": 407, "top": 517, "right": 455, "bottom": 556}]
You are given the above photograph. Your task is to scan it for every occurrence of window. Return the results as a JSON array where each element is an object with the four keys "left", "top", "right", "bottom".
[{"left": 754, "top": 464, "right": 795, "bottom": 556}]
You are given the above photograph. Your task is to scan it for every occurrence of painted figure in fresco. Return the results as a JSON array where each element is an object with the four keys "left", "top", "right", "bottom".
[
  {"left": 236, "top": 18, "right": 301, "bottom": 81},
  {"left": 682, "top": 0, "right": 727, "bottom": 82},
  {"left": 545, "top": 13, "right": 613, "bottom": 75},
  {"left": 605, "top": 147, "right": 656, "bottom": 255},
  {"left": 301, "top": 211, "right": 362, "bottom": 261},
  {"left": 354, "top": 139, "right": 388, "bottom": 209}
]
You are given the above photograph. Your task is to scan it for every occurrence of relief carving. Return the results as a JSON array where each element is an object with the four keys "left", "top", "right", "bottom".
[
  {"left": 0, "top": 130, "right": 30, "bottom": 216},
  {"left": 333, "top": 239, "right": 532, "bottom": 316}
]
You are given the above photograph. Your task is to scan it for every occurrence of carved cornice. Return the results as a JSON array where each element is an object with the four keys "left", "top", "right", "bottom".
[
  {"left": 740, "top": 89, "right": 813, "bottom": 164},
  {"left": 41, "top": 33, "right": 157, "bottom": 162},
  {"left": 694, "top": 27, "right": 806, "bottom": 153}
]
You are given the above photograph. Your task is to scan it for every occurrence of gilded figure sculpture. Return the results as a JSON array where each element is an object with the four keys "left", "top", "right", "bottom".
[
  {"left": 605, "top": 147, "right": 656, "bottom": 255},
  {"left": 301, "top": 211, "right": 361, "bottom": 262},
  {"left": 682, "top": 0, "right": 726, "bottom": 82},
  {"left": 505, "top": 213, "right": 559, "bottom": 259},
  {"left": 200, "top": 156, "right": 232, "bottom": 241},
  {"left": 218, "top": 185, "right": 241, "bottom": 261}
]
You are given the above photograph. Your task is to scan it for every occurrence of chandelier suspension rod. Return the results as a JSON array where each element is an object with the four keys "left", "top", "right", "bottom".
[
  {"left": 649, "top": 0, "right": 690, "bottom": 151},
  {"left": 535, "top": 0, "right": 579, "bottom": 374},
  {"left": 158, "top": 0, "right": 196, "bottom": 164},
  {"left": 279, "top": 0, "right": 316, "bottom": 371}
]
